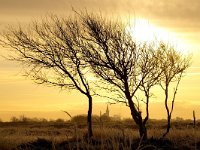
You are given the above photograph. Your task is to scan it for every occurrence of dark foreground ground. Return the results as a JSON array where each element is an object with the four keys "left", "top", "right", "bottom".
[{"left": 0, "top": 119, "right": 199, "bottom": 150}]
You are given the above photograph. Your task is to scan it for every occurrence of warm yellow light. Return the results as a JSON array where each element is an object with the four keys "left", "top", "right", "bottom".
[{"left": 127, "top": 18, "right": 189, "bottom": 54}]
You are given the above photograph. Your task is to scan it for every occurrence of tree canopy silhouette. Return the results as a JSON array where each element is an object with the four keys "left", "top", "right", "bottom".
[
  {"left": 158, "top": 43, "right": 191, "bottom": 137},
  {"left": 0, "top": 12, "right": 191, "bottom": 140},
  {"left": 1, "top": 14, "right": 95, "bottom": 137},
  {"left": 80, "top": 14, "right": 190, "bottom": 140}
]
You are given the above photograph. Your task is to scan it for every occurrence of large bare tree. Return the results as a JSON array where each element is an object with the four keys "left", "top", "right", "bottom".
[
  {"left": 0, "top": 15, "right": 95, "bottom": 137},
  {"left": 80, "top": 14, "right": 190, "bottom": 140},
  {"left": 80, "top": 14, "right": 167, "bottom": 140}
]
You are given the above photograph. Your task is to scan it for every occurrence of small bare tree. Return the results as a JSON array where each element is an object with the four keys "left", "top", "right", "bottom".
[
  {"left": 1, "top": 15, "right": 95, "bottom": 137},
  {"left": 137, "top": 44, "right": 164, "bottom": 138},
  {"left": 158, "top": 43, "right": 191, "bottom": 137}
]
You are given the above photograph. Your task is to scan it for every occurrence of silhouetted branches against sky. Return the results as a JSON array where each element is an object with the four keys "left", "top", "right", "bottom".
[
  {"left": 0, "top": 11, "right": 191, "bottom": 139},
  {"left": 78, "top": 13, "right": 191, "bottom": 139},
  {"left": 158, "top": 43, "right": 191, "bottom": 137},
  {"left": 79, "top": 13, "right": 162, "bottom": 139},
  {"left": 0, "top": 14, "right": 97, "bottom": 137},
  {"left": 1, "top": 15, "right": 95, "bottom": 94},
  {"left": 81, "top": 13, "right": 138, "bottom": 97}
]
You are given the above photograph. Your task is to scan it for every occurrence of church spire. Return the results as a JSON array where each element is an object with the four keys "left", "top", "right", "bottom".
[{"left": 106, "top": 104, "right": 109, "bottom": 117}]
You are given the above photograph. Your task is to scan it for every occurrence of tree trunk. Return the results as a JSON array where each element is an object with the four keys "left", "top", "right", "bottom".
[
  {"left": 139, "top": 123, "right": 147, "bottom": 140},
  {"left": 128, "top": 98, "right": 148, "bottom": 141},
  {"left": 87, "top": 95, "right": 93, "bottom": 138},
  {"left": 163, "top": 115, "right": 171, "bottom": 137},
  {"left": 124, "top": 81, "right": 148, "bottom": 140},
  {"left": 163, "top": 85, "right": 170, "bottom": 138}
]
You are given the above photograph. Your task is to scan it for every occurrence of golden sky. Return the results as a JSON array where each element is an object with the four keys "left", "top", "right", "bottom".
[{"left": 0, "top": 0, "right": 200, "bottom": 121}]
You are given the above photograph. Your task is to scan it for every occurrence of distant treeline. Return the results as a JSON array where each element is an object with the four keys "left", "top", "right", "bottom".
[
  {"left": 7, "top": 114, "right": 114, "bottom": 123},
  {"left": 0, "top": 115, "right": 199, "bottom": 130},
  {"left": 0, "top": 115, "right": 198, "bottom": 125}
]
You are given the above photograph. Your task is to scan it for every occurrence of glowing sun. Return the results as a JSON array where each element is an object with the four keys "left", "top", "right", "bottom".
[{"left": 126, "top": 18, "right": 189, "bottom": 54}]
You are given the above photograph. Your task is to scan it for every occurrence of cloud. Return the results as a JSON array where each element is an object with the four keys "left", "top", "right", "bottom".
[
  {"left": 0, "top": 0, "right": 199, "bottom": 32},
  {"left": 0, "top": 0, "right": 199, "bottom": 19}
]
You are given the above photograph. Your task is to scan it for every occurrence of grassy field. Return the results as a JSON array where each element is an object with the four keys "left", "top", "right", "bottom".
[{"left": 0, "top": 119, "right": 199, "bottom": 150}]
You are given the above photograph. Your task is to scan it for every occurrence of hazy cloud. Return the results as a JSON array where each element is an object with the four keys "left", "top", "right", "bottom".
[
  {"left": 0, "top": 0, "right": 199, "bottom": 26},
  {"left": 0, "top": 0, "right": 199, "bottom": 34}
]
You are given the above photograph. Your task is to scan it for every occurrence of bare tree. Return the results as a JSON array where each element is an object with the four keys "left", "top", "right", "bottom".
[
  {"left": 80, "top": 14, "right": 166, "bottom": 140},
  {"left": 137, "top": 44, "right": 164, "bottom": 138},
  {"left": 0, "top": 12, "right": 190, "bottom": 140},
  {"left": 79, "top": 13, "right": 191, "bottom": 140},
  {"left": 158, "top": 43, "right": 191, "bottom": 137},
  {"left": 0, "top": 15, "right": 95, "bottom": 137}
]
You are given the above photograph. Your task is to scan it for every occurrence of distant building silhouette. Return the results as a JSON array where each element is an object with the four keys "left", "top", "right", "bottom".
[
  {"left": 100, "top": 105, "right": 121, "bottom": 121},
  {"left": 101, "top": 104, "right": 109, "bottom": 117}
]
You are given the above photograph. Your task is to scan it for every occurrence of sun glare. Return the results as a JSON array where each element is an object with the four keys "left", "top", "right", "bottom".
[{"left": 127, "top": 18, "right": 189, "bottom": 54}]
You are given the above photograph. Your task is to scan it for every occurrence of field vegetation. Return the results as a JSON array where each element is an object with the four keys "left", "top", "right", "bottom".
[{"left": 0, "top": 115, "right": 199, "bottom": 150}]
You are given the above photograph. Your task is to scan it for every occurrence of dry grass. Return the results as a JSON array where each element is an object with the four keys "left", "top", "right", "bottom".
[{"left": 0, "top": 121, "right": 199, "bottom": 150}]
